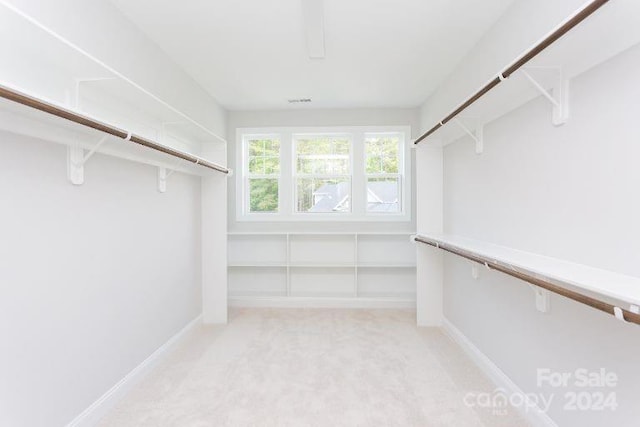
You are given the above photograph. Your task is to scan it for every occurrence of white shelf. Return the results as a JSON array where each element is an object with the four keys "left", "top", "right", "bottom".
[
  {"left": 354, "top": 232, "right": 414, "bottom": 236},
  {"left": 228, "top": 232, "right": 417, "bottom": 304},
  {"left": 357, "top": 263, "right": 417, "bottom": 268},
  {"left": 358, "top": 292, "right": 416, "bottom": 299},
  {"left": 290, "top": 264, "right": 356, "bottom": 268},
  {"left": 417, "top": 233, "right": 640, "bottom": 307},
  {"left": 429, "top": 0, "right": 640, "bottom": 146},
  {"left": 0, "top": 96, "right": 219, "bottom": 176},
  {"left": 0, "top": 2, "right": 226, "bottom": 169},
  {"left": 228, "top": 266, "right": 287, "bottom": 297},
  {"left": 230, "top": 263, "right": 415, "bottom": 268},
  {"left": 228, "top": 290, "right": 287, "bottom": 298},
  {"left": 76, "top": 77, "right": 224, "bottom": 151},
  {"left": 228, "top": 296, "right": 415, "bottom": 309},
  {"left": 228, "top": 262, "right": 288, "bottom": 268},
  {"left": 227, "top": 231, "right": 414, "bottom": 236}
]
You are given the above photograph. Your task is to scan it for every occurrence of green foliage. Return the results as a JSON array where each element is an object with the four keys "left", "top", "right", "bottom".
[
  {"left": 365, "top": 136, "right": 399, "bottom": 174},
  {"left": 296, "top": 137, "right": 350, "bottom": 175},
  {"left": 296, "top": 137, "right": 349, "bottom": 155},
  {"left": 246, "top": 134, "right": 400, "bottom": 214},
  {"left": 248, "top": 138, "right": 280, "bottom": 212},
  {"left": 294, "top": 137, "right": 351, "bottom": 212},
  {"left": 248, "top": 139, "right": 280, "bottom": 174},
  {"left": 249, "top": 178, "right": 278, "bottom": 212}
]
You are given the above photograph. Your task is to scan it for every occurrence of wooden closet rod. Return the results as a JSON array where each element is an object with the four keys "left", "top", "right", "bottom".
[
  {"left": 414, "top": 0, "right": 610, "bottom": 145},
  {"left": 0, "top": 85, "right": 229, "bottom": 174},
  {"left": 414, "top": 235, "right": 640, "bottom": 325}
]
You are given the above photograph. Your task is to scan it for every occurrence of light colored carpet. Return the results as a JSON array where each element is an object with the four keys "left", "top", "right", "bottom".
[{"left": 99, "top": 309, "right": 530, "bottom": 427}]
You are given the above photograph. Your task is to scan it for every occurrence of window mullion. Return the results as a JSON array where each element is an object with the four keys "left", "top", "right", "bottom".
[
  {"left": 279, "top": 131, "right": 292, "bottom": 216},
  {"left": 240, "top": 128, "right": 408, "bottom": 219},
  {"left": 352, "top": 131, "right": 365, "bottom": 216}
]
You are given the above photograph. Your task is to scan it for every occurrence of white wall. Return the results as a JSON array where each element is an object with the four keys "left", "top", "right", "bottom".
[
  {"left": 440, "top": 43, "right": 640, "bottom": 426},
  {"left": 227, "top": 108, "right": 420, "bottom": 233},
  {"left": 3, "top": 0, "right": 226, "bottom": 134},
  {"left": 419, "top": 0, "right": 588, "bottom": 130},
  {"left": 201, "top": 155, "right": 228, "bottom": 323},
  {"left": 0, "top": 0, "right": 229, "bottom": 424},
  {"left": 417, "top": 0, "right": 640, "bottom": 424},
  {"left": 415, "top": 145, "right": 443, "bottom": 326},
  {"left": 0, "top": 134, "right": 202, "bottom": 427}
]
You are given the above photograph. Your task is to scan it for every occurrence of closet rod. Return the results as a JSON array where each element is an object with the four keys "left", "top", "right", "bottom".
[
  {"left": 413, "top": 235, "right": 640, "bottom": 326},
  {"left": 414, "top": 0, "right": 610, "bottom": 145},
  {"left": 0, "top": 85, "right": 229, "bottom": 174}
]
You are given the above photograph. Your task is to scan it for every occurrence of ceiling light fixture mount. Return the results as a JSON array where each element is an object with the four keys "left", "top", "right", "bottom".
[{"left": 301, "top": 0, "right": 325, "bottom": 59}]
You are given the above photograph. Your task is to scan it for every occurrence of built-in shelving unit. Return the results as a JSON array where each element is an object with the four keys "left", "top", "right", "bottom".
[
  {"left": 0, "top": 1, "right": 227, "bottom": 178},
  {"left": 416, "top": 0, "right": 640, "bottom": 148},
  {"left": 414, "top": 233, "right": 640, "bottom": 325},
  {"left": 228, "top": 232, "right": 417, "bottom": 307}
]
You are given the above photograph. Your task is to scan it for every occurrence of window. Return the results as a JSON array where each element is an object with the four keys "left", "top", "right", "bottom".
[
  {"left": 365, "top": 133, "right": 402, "bottom": 213},
  {"left": 294, "top": 135, "right": 351, "bottom": 213},
  {"left": 237, "top": 126, "right": 410, "bottom": 221},
  {"left": 245, "top": 136, "right": 280, "bottom": 213}
]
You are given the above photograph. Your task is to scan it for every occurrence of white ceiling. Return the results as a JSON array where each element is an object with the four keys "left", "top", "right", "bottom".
[{"left": 110, "top": 0, "right": 515, "bottom": 111}]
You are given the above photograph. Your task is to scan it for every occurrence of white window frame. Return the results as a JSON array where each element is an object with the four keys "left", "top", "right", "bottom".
[
  {"left": 236, "top": 126, "right": 411, "bottom": 222},
  {"left": 293, "top": 132, "right": 353, "bottom": 216},
  {"left": 242, "top": 133, "right": 281, "bottom": 217},
  {"left": 364, "top": 132, "right": 405, "bottom": 215}
]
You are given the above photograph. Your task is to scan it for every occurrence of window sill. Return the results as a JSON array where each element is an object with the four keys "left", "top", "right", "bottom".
[{"left": 236, "top": 213, "right": 412, "bottom": 222}]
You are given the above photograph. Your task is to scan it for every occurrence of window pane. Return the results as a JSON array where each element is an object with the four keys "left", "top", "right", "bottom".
[
  {"left": 365, "top": 135, "right": 399, "bottom": 174},
  {"left": 248, "top": 138, "right": 280, "bottom": 175},
  {"left": 366, "top": 177, "right": 400, "bottom": 213},
  {"left": 263, "top": 156, "right": 279, "bottom": 174},
  {"left": 297, "top": 137, "right": 348, "bottom": 155},
  {"left": 295, "top": 136, "right": 351, "bottom": 174},
  {"left": 297, "top": 157, "right": 349, "bottom": 175},
  {"left": 249, "top": 178, "right": 279, "bottom": 213},
  {"left": 296, "top": 178, "right": 351, "bottom": 213},
  {"left": 248, "top": 157, "right": 264, "bottom": 174}
]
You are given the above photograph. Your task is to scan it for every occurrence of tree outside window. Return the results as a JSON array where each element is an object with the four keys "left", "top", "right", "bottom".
[
  {"left": 246, "top": 137, "right": 280, "bottom": 213},
  {"left": 294, "top": 136, "right": 351, "bottom": 213}
]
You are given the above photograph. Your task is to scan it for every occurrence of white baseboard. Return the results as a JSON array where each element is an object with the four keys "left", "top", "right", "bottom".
[
  {"left": 229, "top": 296, "right": 416, "bottom": 309},
  {"left": 441, "top": 318, "right": 558, "bottom": 427},
  {"left": 66, "top": 315, "right": 203, "bottom": 427}
]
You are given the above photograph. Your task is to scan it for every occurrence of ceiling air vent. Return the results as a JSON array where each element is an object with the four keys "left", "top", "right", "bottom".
[{"left": 288, "top": 98, "right": 312, "bottom": 104}]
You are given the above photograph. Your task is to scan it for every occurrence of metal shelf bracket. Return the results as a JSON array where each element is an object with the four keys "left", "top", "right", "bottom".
[
  {"left": 453, "top": 118, "right": 483, "bottom": 154},
  {"left": 530, "top": 285, "right": 551, "bottom": 313},
  {"left": 157, "top": 164, "right": 178, "bottom": 193},
  {"left": 471, "top": 262, "right": 480, "bottom": 279},
  {"left": 521, "top": 66, "right": 569, "bottom": 126},
  {"left": 67, "top": 135, "right": 110, "bottom": 185}
]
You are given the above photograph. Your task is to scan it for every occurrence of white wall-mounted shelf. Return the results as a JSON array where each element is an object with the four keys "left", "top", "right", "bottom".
[
  {"left": 357, "top": 263, "right": 417, "bottom": 268},
  {"left": 0, "top": 95, "right": 225, "bottom": 178},
  {"left": 414, "top": 233, "right": 640, "bottom": 324},
  {"left": 228, "top": 262, "right": 289, "bottom": 267},
  {"left": 424, "top": 0, "right": 640, "bottom": 148},
  {"left": 75, "top": 77, "right": 223, "bottom": 152},
  {"left": 228, "top": 232, "right": 417, "bottom": 306},
  {"left": 289, "top": 263, "right": 357, "bottom": 268},
  {"left": 0, "top": 1, "right": 227, "bottom": 173}
]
